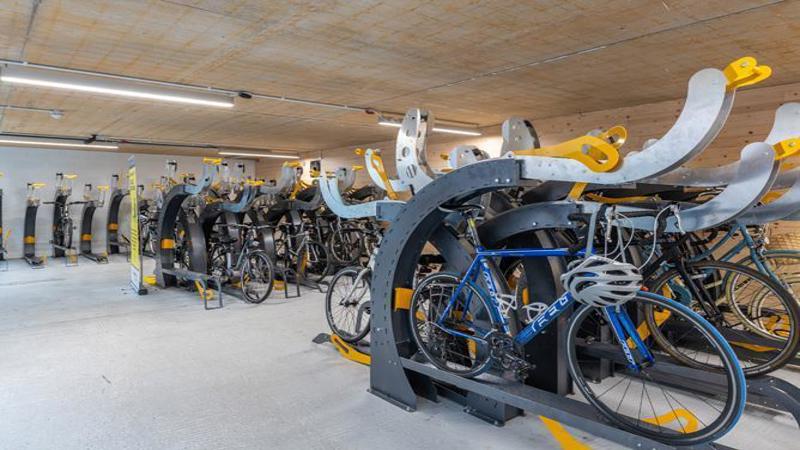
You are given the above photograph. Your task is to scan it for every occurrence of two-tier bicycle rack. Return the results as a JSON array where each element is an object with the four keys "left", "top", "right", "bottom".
[
  {"left": 364, "top": 61, "right": 800, "bottom": 449},
  {"left": 154, "top": 159, "right": 224, "bottom": 309}
]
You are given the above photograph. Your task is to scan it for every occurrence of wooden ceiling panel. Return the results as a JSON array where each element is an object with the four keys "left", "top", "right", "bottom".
[{"left": 0, "top": 0, "right": 796, "bottom": 154}]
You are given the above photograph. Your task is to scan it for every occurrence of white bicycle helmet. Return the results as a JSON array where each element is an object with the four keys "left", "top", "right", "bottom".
[{"left": 560, "top": 255, "right": 642, "bottom": 307}]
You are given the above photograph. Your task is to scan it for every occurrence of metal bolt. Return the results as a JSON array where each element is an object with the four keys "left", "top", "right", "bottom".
[
  {"left": 532, "top": 221, "right": 537, "bottom": 227},
  {"left": 505, "top": 178, "right": 511, "bottom": 183},
  {"left": 494, "top": 178, "right": 500, "bottom": 183}
]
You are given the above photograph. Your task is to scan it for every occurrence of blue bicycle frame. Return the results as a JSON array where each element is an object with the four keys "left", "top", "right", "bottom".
[
  {"left": 689, "top": 223, "right": 775, "bottom": 278},
  {"left": 435, "top": 246, "right": 655, "bottom": 372}
]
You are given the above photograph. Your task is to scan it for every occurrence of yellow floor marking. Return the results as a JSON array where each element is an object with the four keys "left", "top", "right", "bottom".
[{"left": 539, "top": 416, "right": 591, "bottom": 450}]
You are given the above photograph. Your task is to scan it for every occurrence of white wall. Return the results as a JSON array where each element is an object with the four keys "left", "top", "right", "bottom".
[{"left": 0, "top": 147, "right": 254, "bottom": 259}]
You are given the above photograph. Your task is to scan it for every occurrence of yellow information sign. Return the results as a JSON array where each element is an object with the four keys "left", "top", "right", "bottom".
[{"left": 128, "top": 156, "right": 147, "bottom": 294}]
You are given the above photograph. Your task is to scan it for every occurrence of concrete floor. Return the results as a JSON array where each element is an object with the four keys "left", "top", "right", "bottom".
[{"left": 0, "top": 257, "right": 797, "bottom": 449}]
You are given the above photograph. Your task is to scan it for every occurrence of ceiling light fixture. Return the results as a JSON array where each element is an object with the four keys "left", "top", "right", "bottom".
[
  {"left": 0, "top": 137, "right": 118, "bottom": 149},
  {"left": 1, "top": 65, "right": 234, "bottom": 108},
  {"left": 218, "top": 150, "right": 299, "bottom": 159},
  {"left": 377, "top": 119, "right": 402, "bottom": 128},
  {"left": 378, "top": 118, "right": 481, "bottom": 136},
  {"left": 431, "top": 126, "right": 482, "bottom": 136}
]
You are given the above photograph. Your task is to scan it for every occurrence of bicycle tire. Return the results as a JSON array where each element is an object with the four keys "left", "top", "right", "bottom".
[
  {"left": 240, "top": 250, "right": 275, "bottom": 303},
  {"left": 566, "top": 291, "right": 745, "bottom": 446},
  {"left": 325, "top": 266, "right": 371, "bottom": 342},
  {"left": 408, "top": 272, "right": 497, "bottom": 378},
  {"left": 646, "top": 260, "right": 800, "bottom": 377}
]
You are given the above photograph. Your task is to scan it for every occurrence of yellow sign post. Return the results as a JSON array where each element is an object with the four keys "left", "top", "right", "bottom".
[{"left": 128, "top": 156, "right": 147, "bottom": 295}]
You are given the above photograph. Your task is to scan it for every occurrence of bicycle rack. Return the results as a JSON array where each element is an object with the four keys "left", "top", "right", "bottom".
[
  {"left": 23, "top": 181, "right": 46, "bottom": 268},
  {"left": 199, "top": 184, "right": 281, "bottom": 305},
  {"left": 106, "top": 173, "right": 131, "bottom": 256},
  {"left": 47, "top": 173, "right": 79, "bottom": 267},
  {"left": 369, "top": 59, "right": 792, "bottom": 449},
  {"left": 319, "top": 167, "right": 404, "bottom": 220},
  {"left": 0, "top": 172, "right": 5, "bottom": 270},
  {"left": 79, "top": 183, "right": 110, "bottom": 264},
  {"left": 155, "top": 159, "right": 217, "bottom": 295}
]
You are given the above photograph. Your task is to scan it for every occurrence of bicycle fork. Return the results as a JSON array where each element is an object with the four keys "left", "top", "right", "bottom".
[{"left": 602, "top": 306, "right": 655, "bottom": 372}]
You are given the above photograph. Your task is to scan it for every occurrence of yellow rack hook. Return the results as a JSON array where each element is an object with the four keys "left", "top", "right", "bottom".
[
  {"left": 724, "top": 56, "right": 772, "bottom": 91},
  {"left": 773, "top": 137, "right": 800, "bottom": 161}
]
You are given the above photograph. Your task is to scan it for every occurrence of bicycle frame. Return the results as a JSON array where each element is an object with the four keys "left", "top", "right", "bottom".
[
  {"left": 435, "top": 246, "right": 655, "bottom": 372},
  {"left": 689, "top": 223, "right": 777, "bottom": 278}
]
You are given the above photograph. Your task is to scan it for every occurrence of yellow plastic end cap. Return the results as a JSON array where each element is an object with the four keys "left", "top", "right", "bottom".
[
  {"left": 354, "top": 148, "right": 365, "bottom": 156},
  {"left": 31, "top": 182, "right": 46, "bottom": 188},
  {"left": 599, "top": 125, "right": 628, "bottom": 149},
  {"left": 724, "top": 56, "right": 772, "bottom": 91},
  {"left": 283, "top": 161, "right": 302, "bottom": 168},
  {"left": 774, "top": 137, "right": 800, "bottom": 161},
  {"left": 352, "top": 165, "right": 364, "bottom": 171},
  {"left": 203, "top": 157, "right": 222, "bottom": 166},
  {"left": 440, "top": 153, "right": 450, "bottom": 160},
  {"left": 97, "top": 185, "right": 110, "bottom": 191},
  {"left": 64, "top": 174, "right": 78, "bottom": 180}
]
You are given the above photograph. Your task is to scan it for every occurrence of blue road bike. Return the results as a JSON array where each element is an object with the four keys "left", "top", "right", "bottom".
[{"left": 409, "top": 205, "right": 746, "bottom": 446}]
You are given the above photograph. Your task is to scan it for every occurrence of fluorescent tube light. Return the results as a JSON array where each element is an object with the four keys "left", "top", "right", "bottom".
[
  {"left": 0, "top": 137, "right": 118, "bottom": 149},
  {"left": 378, "top": 119, "right": 481, "bottom": 136},
  {"left": 378, "top": 120, "right": 402, "bottom": 128},
  {"left": 219, "top": 151, "right": 299, "bottom": 159},
  {"left": 1, "top": 65, "right": 234, "bottom": 108},
  {"left": 431, "top": 126, "right": 482, "bottom": 136}
]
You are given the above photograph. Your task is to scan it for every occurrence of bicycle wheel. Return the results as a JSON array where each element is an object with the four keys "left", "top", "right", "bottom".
[
  {"left": 296, "top": 240, "right": 331, "bottom": 283},
  {"left": 240, "top": 251, "right": 275, "bottom": 303},
  {"left": 328, "top": 228, "right": 363, "bottom": 266},
  {"left": 567, "top": 292, "right": 745, "bottom": 446},
  {"left": 325, "top": 266, "right": 371, "bottom": 342},
  {"left": 647, "top": 260, "right": 800, "bottom": 377},
  {"left": 738, "top": 250, "right": 800, "bottom": 295},
  {"left": 408, "top": 272, "right": 497, "bottom": 377}
]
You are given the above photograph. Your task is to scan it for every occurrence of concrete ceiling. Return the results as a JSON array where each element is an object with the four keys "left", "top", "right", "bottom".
[{"left": 0, "top": 0, "right": 797, "bottom": 153}]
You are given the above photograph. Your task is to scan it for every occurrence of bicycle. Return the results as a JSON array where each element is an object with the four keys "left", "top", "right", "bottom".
[
  {"left": 272, "top": 218, "right": 331, "bottom": 283},
  {"left": 324, "top": 221, "right": 383, "bottom": 342},
  {"left": 46, "top": 198, "right": 84, "bottom": 252},
  {"left": 208, "top": 223, "right": 275, "bottom": 303},
  {"left": 408, "top": 204, "right": 745, "bottom": 446},
  {"left": 638, "top": 228, "right": 800, "bottom": 377},
  {"left": 564, "top": 197, "right": 800, "bottom": 376}
]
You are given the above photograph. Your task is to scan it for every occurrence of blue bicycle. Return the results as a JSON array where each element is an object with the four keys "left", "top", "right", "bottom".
[{"left": 408, "top": 205, "right": 746, "bottom": 446}]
